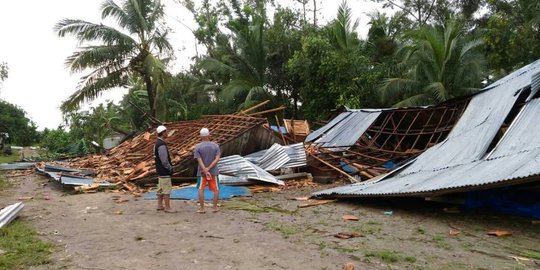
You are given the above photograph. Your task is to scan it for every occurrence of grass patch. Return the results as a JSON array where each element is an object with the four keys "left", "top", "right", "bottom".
[
  {"left": 431, "top": 234, "right": 452, "bottom": 250},
  {"left": 0, "top": 219, "right": 53, "bottom": 269},
  {"left": 0, "top": 150, "right": 19, "bottom": 164},
  {"left": 365, "top": 250, "right": 417, "bottom": 264},
  {"left": 0, "top": 173, "right": 12, "bottom": 191},
  {"left": 266, "top": 220, "right": 300, "bottom": 238},
  {"left": 521, "top": 250, "right": 540, "bottom": 260},
  {"left": 223, "top": 200, "right": 293, "bottom": 214}
]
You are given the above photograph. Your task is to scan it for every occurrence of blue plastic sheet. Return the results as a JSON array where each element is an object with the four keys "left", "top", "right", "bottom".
[
  {"left": 144, "top": 185, "right": 252, "bottom": 200},
  {"left": 464, "top": 185, "right": 540, "bottom": 219}
]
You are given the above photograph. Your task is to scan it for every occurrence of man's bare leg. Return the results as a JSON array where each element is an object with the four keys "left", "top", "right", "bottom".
[
  {"left": 163, "top": 195, "right": 177, "bottom": 213},
  {"left": 212, "top": 191, "right": 219, "bottom": 212},
  {"left": 157, "top": 194, "right": 164, "bottom": 210},
  {"left": 198, "top": 188, "right": 205, "bottom": 213}
]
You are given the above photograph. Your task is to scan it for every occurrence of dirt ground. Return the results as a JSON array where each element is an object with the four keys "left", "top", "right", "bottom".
[{"left": 1, "top": 173, "right": 539, "bottom": 270}]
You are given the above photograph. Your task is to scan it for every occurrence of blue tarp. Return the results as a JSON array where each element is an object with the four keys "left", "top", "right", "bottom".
[
  {"left": 270, "top": 126, "right": 288, "bottom": 134},
  {"left": 464, "top": 185, "right": 540, "bottom": 219},
  {"left": 144, "top": 185, "right": 252, "bottom": 200}
]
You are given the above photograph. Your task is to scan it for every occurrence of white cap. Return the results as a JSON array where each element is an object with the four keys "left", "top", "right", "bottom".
[
  {"left": 156, "top": 125, "right": 167, "bottom": 134},
  {"left": 200, "top": 128, "right": 210, "bottom": 137}
]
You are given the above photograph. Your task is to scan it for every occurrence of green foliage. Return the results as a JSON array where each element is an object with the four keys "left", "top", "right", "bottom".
[
  {"left": 0, "top": 219, "right": 53, "bottom": 269},
  {"left": 40, "top": 128, "right": 73, "bottom": 154},
  {"left": 55, "top": 0, "right": 172, "bottom": 118},
  {"left": 481, "top": 0, "right": 540, "bottom": 75},
  {"left": 0, "top": 62, "right": 7, "bottom": 82},
  {"left": 0, "top": 99, "right": 40, "bottom": 146},
  {"left": 380, "top": 19, "right": 486, "bottom": 107}
]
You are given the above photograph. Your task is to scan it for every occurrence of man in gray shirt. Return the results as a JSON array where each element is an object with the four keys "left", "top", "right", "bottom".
[{"left": 194, "top": 128, "right": 221, "bottom": 213}]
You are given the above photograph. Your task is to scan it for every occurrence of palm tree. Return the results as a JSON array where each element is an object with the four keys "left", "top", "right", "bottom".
[
  {"left": 55, "top": 0, "right": 172, "bottom": 118},
  {"left": 329, "top": 1, "right": 360, "bottom": 51},
  {"left": 199, "top": 2, "right": 269, "bottom": 110},
  {"left": 380, "top": 19, "right": 486, "bottom": 107}
]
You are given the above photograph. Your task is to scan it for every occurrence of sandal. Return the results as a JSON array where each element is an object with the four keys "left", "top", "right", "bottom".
[
  {"left": 212, "top": 207, "right": 219, "bottom": 213},
  {"left": 156, "top": 208, "right": 165, "bottom": 211},
  {"left": 197, "top": 209, "right": 206, "bottom": 214},
  {"left": 164, "top": 209, "right": 177, "bottom": 213}
]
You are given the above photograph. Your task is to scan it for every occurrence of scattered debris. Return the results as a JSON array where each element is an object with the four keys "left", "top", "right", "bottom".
[
  {"left": 0, "top": 202, "right": 24, "bottom": 228},
  {"left": 291, "top": 196, "right": 310, "bottom": 201},
  {"left": 383, "top": 211, "right": 393, "bottom": 216},
  {"left": 342, "top": 214, "right": 359, "bottom": 221},
  {"left": 334, "top": 232, "right": 360, "bottom": 239},
  {"left": 17, "top": 196, "right": 33, "bottom": 201},
  {"left": 487, "top": 230, "right": 512, "bottom": 237},
  {"left": 449, "top": 229, "right": 461, "bottom": 236},
  {"left": 342, "top": 262, "right": 355, "bottom": 270},
  {"left": 297, "top": 199, "right": 337, "bottom": 208},
  {"left": 66, "top": 114, "right": 275, "bottom": 189},
  {"left": 532, "top": 220, "right": 540, "bottom": 225}
]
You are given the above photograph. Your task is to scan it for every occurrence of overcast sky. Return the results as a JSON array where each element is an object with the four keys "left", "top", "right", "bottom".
[{"left": 0, "top": 0, "right": 383, "bottom": 130}]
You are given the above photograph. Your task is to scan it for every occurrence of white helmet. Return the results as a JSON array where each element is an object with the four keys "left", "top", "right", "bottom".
[
  {"left": 200, "top": 128, "right": 210, "bottom": 137},
  {"left": 156, "top": 125, "right": 167, "bottom": 134}
]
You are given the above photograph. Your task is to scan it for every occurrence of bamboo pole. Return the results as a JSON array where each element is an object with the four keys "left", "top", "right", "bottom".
[
  {"left": 248, "top": 106, "right": 287, "bottom": 116},
  {"left": 237, "top": 100, "right": 271, "bottom": 115}
]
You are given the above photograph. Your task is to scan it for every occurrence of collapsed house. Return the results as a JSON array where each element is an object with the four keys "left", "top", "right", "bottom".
[
  {"left": 62, "top": 114, "right": 280, "bottom": 189},
  {"left": 311, "top": 59, "right": 540, "bottom": 211}
]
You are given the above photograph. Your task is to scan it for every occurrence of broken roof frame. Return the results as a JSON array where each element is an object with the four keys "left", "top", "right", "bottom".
[
  {"left": 314, "top": 59, "right": 540, "bottom": 198},
  {"left": 307, "top": 99, "right": 469, "bottom": 180}
]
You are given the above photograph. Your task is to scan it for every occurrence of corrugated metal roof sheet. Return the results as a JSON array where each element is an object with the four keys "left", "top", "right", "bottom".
[
  {"left": 313, "top": 59, "right": 540, "bottom": 198},
  {"left": 0, "top": 162, "right": 35, "bottom": 170},
  {"left": 305, "top": 112, "right": 351, "bottom": 142},
  {"left": 398, "top": 77, "right": 523, "bottom": 175},
  {"left": 307, "top": 111, "right": 381, "bottom": 151},
  {"left": 256, "top": 144, "right": 290, "bottom": 171},
  {"left": 0, "top": 202, "right": 24, "bottom": 229},
  {"left": 218, "top": 155, "right": 284, "bottom": 185},
  {"left": 244, "top": 143, "right": 307, "bottom": 169}
]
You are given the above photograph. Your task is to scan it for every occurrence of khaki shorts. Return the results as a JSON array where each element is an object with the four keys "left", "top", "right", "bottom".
[{"left": 157, "top": 177, "right": 172, "bottom": 195}]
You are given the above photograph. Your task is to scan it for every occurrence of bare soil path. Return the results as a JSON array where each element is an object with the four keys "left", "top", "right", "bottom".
[{"left": 1, "top": 174, "right": 539, "bottom": 270}]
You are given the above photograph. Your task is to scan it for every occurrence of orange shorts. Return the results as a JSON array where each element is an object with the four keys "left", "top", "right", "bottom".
[{"left": 196, "top": 175, "right": 219, "bottom": 192}]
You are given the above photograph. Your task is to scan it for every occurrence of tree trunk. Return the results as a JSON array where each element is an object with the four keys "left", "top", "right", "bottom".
[
  {"left": 313, "top": 0, "right": 317, "bottom": 26},
  {"left": 143, "top": 73, "right": 156, "bottom": 119}
]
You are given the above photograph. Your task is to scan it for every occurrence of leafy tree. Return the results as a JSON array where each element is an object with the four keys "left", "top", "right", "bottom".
[
  {"left": 380, "top": 19, "right": 486, "bottom": 106},
  {"left": 0, "top": 100, "right": 39, "bottom": 146},
  {"left": 481, "top": 0, "right": 540, "bottom": 75},
  {"left": 0, "top": 62, "right": 7, "bottom": 82},
  {"left": 55, "top": 0, "right": 173, "bottom": 118}
]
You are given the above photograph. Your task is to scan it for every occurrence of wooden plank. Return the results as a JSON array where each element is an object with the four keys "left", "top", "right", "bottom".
[{"left": 297, "top": 199, "right": 338, "bottom": 208}]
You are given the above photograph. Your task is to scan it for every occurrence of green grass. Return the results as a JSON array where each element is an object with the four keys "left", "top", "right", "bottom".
[
  {"left": 223, "top": 200, "right": 293, "bottom": 214},
  {"left": 0, "top": 150, "right": 19, "bottom": 164},
  {"left": 365, "top": 250, "right": 417, "bottom": 264},
  {"left": 521, "top": 250, "right": 540, "bottom": 260},
  {"left": 0, "top": 219, "right": 53, "bottom": 269},
  {"left": 0, "top": 173, "right": 12, "bottom": 191},
  {"left": 266, "top": 220, "right": 300, "bottom": 238}
]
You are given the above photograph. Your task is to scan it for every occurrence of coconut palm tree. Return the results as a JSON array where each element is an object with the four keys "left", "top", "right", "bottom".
[
  {"left": 380, "top": 19, "right": 486, "bottom": 107},
  {"left": 199, "top": 2, "right": 269, "bottom": 110},
  {"left": 55, "top": 0, "right": 172, "bottom": 118}
]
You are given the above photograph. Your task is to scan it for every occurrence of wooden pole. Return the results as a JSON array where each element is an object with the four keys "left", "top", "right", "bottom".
[
  {"left": 238, "top": 100, "right": 271, "bottom": 115},
  {"left": 274, "top": 115, "right": 287, "bottom": 145},
  {"left": 308, "top": 152, "right": 359, "bottom": 183}
]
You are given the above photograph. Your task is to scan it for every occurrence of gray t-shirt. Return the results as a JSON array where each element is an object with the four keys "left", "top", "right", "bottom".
[{"left": 194, "top": 141, "right": 221, "bottom": 176}]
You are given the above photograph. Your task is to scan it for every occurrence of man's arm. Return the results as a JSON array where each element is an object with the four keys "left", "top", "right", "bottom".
[
  {"left": 206, "top": 154, "right": 221, "bottom": 170},
  {"left": 158, "top": 145, "right": 172, "bottom": 172}
]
